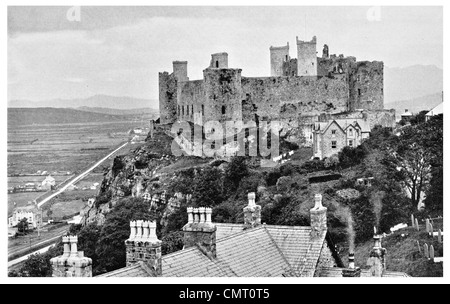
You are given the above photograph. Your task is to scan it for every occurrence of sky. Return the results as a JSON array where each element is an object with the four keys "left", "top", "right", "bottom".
[{"left": 7, "top": 6, "right": 443, "bottom": 106}]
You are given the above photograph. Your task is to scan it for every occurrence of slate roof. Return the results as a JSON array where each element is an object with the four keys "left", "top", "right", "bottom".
[
  {"left": 98, "top": 223, "right": 329, "bottom": 277},
  {"left": 315, "top": 266, "right": 410, "bottom": 278},
  {"left": 98, "top": 262, "right": 155, "bottom": 277}
]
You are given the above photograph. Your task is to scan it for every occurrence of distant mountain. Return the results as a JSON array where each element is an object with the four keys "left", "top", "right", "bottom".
[
  {"left": 76, "top": 106, "right": 159, "bottom": 116},
  {"left": 385, "top": 92, "right": 443, "bottom": 118},
  {"left": 7, "top": 107, "right": 127, "bottom": 126},
  {"left": 384, "top": 65, "right": 443, "bottom": 103},
  {"left": 8, "top": 94, "right": 159, "bottom": 110}
]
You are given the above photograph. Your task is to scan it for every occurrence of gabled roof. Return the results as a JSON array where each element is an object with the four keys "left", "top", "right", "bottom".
[
  {"left": 426, "top": 102, "right": 443, "bottom": 117},
  {"left": 97, "top": 223, "right": 331, "bottom": 278},
  {"left": 314, "top": 119, "right": 370, "bottom": 134}
]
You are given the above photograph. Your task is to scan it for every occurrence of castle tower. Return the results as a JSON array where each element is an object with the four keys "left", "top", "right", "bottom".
[
  {"left": 125, "top": 220, "right": 162, "bottom": 276},
  {"left": 159, "top": 71, "right": 178, "bottom": 124},
  {"left": 270, "top": 42, "right": 289, "bottom": 76},
  {"left": 210, "top": 53, "right": 228, "bottom": 69},
  {"left": 296, "top": 36, "right": 317, "bottom": 77},
  {"left": 173, "top": 61, "right": 189, "bottom": 82},
  {"left": 350, "top": 61, "right": 384, "bottom": 111},
  {"left": 50, "top": 235, "right": 92, "bottom": 277}
]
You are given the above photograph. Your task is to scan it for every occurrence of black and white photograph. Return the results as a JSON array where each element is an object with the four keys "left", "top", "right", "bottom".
[{"left": 3, "top": 2, "right": 447, "bottom": 285}]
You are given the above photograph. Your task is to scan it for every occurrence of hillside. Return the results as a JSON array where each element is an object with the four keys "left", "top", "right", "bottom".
[
  {"left": 76, "top": 106, "right": 159, "bottom": 116},
  {"left": 7, "top": 107, "right": 127, "bottom": 126},
  {"left": 8, "top": 94, "right": 159, "bottom": 110},
  {"left": 385, "top": 92, "right": 443, "bottom": 118},
  {"left": 342, "top": 227, "right": 443, "bottom": 277}
]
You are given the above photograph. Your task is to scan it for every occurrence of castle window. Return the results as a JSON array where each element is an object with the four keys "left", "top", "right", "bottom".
[
  {"left": 331, "top": 141, "right": 337, "bottom": 149},
  {"left": 191, "top": 105, "right": 193, "bottom": 115},
  {"left": 216, "top": 61, "right": 219, "bottom": 68},
  {"left": 187, "top": 106, "right": 189, "bottom": 116},
  {"left": 358, "top": 89, "right": 361, "bottom": 96},
  {"left": 222, "top": 105, "right": 226, "bottom": 115},
  {"left": 286, "top": 55, "right": 288, "bottom": 61},
  {"left": 182, "top": 106, "right": 184, "bottom": 116},
  {"left": 202, "top": 104, "right": 204, "bottom": 115}
]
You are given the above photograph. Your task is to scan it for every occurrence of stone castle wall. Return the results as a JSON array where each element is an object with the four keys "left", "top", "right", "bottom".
[{"left": 159, "top": 72, "right": 178, "bottom": 125}]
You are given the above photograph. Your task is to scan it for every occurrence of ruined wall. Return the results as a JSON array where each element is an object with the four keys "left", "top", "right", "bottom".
[
  {"left": 270, "top": 44, "right": 290, "bottom": 76},
  {"left": 178, "top": 80, "right": 205, "bottom": 123},
  {"left": 297, "top": 36, "right": 317, "bottom": 76},
  {"left": 282, "top": 58, "right": 297, "bottom": 77},
  {"left": 159, "top": 72, "right": 178, "bottom": 124},
  {"left": 241, "top": 75, "right": 349, "bottom": 121},
  {"left": 349, "top": 61, "right": 384, "bottom": 111}
]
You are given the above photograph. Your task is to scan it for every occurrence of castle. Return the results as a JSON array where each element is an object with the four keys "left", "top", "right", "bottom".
[{"left": 159, "top": 35, "right": 394, "bottom": 147}]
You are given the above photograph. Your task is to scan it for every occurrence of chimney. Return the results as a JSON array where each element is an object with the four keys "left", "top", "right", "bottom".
[
  {"left": 50, "top": 235, "right": 92, "bottom": 277},
  {"left": 243, "top": 192, "right": 261, "bottom": 229},
  {"left": 310, "top": 194, "right": 327, "bottom": 238},
  {"left": 125, "top": 220, "right": 162, "bottom": 276},
  {"left": 366, "top": 234, "right": 387, "bottom": 277},
  {"left": 342, "top": 253, "right": 361, "bottom": 277},
  {"left": 183, "top": 207, "right": 216, "bottom": 258}
]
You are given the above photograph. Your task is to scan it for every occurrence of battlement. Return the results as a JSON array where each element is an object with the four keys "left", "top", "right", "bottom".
[
  {"left": 296, "top": 35, "right": 317, "bottom": 44},
  {"left": 209, "top": 52, "right": 228, "bottom": 69}
]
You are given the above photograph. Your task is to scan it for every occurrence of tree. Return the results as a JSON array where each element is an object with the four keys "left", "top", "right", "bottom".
[
  {"left": 191, "top": 166, "right": 224, "bottom": 207},
  {"left": 95, "top": 197, "right": 155, "bottom": 274},
  {"left": 11, "top": 253, "right": 52, "bottom": 277},
  {"left": 17, "top": 218, "right": 29, "bottom": 233},
  {"left": 161, "top": 231, "right": 184, "bottom": 255},
  {"left": 223, "top": 156, "right": 249, "bottom": 197}
]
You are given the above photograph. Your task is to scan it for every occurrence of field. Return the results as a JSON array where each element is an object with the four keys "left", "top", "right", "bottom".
[{"left": 7, "top": 110, "right": 153, "bottom": 217}]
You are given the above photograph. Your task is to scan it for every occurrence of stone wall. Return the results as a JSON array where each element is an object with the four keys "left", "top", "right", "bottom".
[
  {"left": 282, "top": 58, "right": 297, "bottom": 77},
  {"left": 210, "top": 53, "right": 229, "bottom": 69},
  {"left": 241, "top": 76, "right": 349, "bottom": 121},
  {"left": 178, "top": 80, "right": 205, "bottom": 123}
]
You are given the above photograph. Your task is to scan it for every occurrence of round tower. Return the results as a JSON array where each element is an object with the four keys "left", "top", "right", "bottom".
[{"left": 269, "top": 42, "right": 289, "bottom": 76}]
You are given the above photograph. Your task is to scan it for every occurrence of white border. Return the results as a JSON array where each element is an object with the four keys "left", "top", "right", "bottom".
[{"left": 1, "top": 0, "right": 448, "bottom": 285}]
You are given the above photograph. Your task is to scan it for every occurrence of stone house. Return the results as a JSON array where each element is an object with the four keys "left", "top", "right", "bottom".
[
  {"left": 96, "top": 193, "right": 408, "bottom": 278},
  {"left": 8, "top": 204, "right": 41, "bottom": 228},
  {"left": 312, "top": 119, "right": 370, "bottom": 159},
  {"left": 41, "top": 175, "right": 56, "bottom": 191}
]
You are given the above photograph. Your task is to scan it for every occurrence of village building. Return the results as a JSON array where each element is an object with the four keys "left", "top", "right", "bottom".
[
  {"left": 8, "top": 204, "right": 41, "bottom": 229},
  {"left": 41, "top": 175, "right": 56, "bottom": 191},
  {"left": 400, "top": 109, "right": 413, "bottom": 123},
  {"left": 425, "top": 102, "right": 443, "bottom": 121},
  {"left": 312, "top": 119, "right": 370, "bottom": 159},
  {"left": 94, "top": 193, "right": 408, "bottom": 278}
]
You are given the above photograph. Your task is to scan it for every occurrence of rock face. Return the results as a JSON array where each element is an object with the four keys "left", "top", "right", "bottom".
[{"left": 80, "top": 127, "right": 178, "bottom": 226}]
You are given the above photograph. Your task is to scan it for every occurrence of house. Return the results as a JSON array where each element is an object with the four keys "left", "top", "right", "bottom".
[
  {"left": 312, "top": 119, "right": 370, "bottom": 159},
  {"left": 425, "top": 102, "right": 443, "bottom": 121},
  {"left": 400, "top": 109, "right": 413, "bottom": 123},
  {"left": 8, "top": 204, "right": 41, "bottom": 229},
  {"left": 90, "top": 193, "right": 408, "bottom": 278},
  {"left": 41, "top": 175, "right": 56, "bottom": 191}
]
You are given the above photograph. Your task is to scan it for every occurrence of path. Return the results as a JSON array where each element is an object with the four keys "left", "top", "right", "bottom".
[{"left": 37, "top": 142, "right": 128, "bottom": 208}]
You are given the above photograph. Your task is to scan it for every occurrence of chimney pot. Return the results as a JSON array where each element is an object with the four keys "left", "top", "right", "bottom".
[
  {"left": 313, "top": 194, "right": 324, "bottom": 209},
  {"left": 187, "top": 207, "right": 194, "bottom": 224},
  {"left": 248, "top": 192, "right": 256, "bottom": 207},
  {"left": 193, "top": 208, "right": 200, "bottom": 223},
  {"left": 199, "top": 207, "right": 206, "bottom": 223}
]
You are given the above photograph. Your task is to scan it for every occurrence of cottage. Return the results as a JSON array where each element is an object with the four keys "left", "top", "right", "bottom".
[
  {"left": 312, "top": 119, "right": 370, "bottom": 159},
  {"left": 425, "top": 102, "right": 443, "bottom": 121},
  {"left": 41, "top": 175, "right": 56, "bottom": 191}
]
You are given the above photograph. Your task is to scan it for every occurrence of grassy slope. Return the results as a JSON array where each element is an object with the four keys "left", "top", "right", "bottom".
[{"left": 341, "top": 227, "right": 443, "bottom": 277}]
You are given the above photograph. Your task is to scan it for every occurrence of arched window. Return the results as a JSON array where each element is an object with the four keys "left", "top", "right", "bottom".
[
  {"left": 222, "top": 105, "right": 226, "bottom": 115},
  {"left": 216, "top": 61, "right": 219, "bottom": 68}
]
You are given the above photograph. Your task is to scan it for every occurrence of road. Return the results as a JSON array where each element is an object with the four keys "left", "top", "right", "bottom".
[
  {"left": 8, "top": 243, "right": 57, "bottom": 268},
  {"left": 37, "top": 141, "right": 128, "bottom": 208}
]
